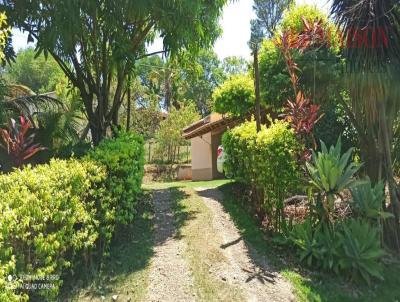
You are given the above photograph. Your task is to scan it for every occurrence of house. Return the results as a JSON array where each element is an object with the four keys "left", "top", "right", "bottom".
[{"left": 183, "top": 113, "right": 241, "bottom": 181}]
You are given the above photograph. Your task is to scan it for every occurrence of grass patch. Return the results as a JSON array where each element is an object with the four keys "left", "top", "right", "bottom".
[
  {"left": 218, "top": 182, "right": 400, "bottom": 302},
  {"left": 61, "top": 192, "right": 154, "bottom": 302},
  {"left": 143, "top": 179, "right": 232, "bottom": 190},
  {"left": 169, "top": 186, "right": 245, "bottom": 302}
]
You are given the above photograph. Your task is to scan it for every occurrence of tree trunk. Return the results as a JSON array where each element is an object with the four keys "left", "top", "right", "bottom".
[
  {"left": 254, "top": 47, "right": 261, "bottom": 132},
  {"left": 126, "top": 77, "right": 131, "bottom": 132},
  {"left": 379, "top": 105, "right": 400, "bottom": 250}
]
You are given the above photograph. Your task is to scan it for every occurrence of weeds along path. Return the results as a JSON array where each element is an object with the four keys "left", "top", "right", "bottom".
[{"left": 144, "top": 189, "right": 196, "bottom": 302}]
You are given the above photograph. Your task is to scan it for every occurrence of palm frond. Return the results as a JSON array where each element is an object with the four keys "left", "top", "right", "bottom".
[
  {"left": 1, "top": 95, "right": 65, "bottom": 127},
  {"left": 331, "top": 0, "right": 400, "bottom": 66}
]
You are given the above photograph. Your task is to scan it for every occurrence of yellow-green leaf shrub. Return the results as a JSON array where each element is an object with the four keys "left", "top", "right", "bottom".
[
  {"left": 0, "top": 159, "right": 107, "bottom": 300},
  {"left": 222, "top": 120, "right": 302, "bottom": 229},
  {"left": 0, "top": 132, "right": 145, "bottom": 300},
  {"left": 87, "top": 131, "right": 145, "bottom": 224}
]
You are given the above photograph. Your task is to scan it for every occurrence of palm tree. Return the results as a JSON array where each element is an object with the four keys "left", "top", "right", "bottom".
[
  {"left": 331, "top": 0, "right": 400, "bottom": 249},
  {"left": 0, "top": 84, "right": 85, "bottom": 149}
]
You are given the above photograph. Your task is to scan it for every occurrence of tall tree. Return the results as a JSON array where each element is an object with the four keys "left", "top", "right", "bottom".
[
  {"left": 250, "top": 20, "right": 263, "bottom": 132},
  {"left": 4, "top": 47, "right": 64, "bottom": 93},
  {"left": 251, "top": 0, "right": 294, "bottom": 129},
  {"left": 222, "top": 56, "right": 249, "bottom": 77},
  {"left": 253, "top": 0, "right": 294, "bottom": 38},
  {"left": 2, "top": 0, "right": 227, "bottom": 144},
  {"left": 331, "top": 0, "right": 400, "bottom": 248},
  {"left": 177, "top": 49, "right": 225, "bottom": 115}
]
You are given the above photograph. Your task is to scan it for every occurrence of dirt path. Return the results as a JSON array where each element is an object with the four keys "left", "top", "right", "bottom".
[
  {"left": 144, "top": 189, "right": 195, "bottom": 302},
  {"left": 195, "top": 187, "right": 296, "bottom": 302},
  {"left": 144, "top": 186, "right": 295, "bottom": 302}
]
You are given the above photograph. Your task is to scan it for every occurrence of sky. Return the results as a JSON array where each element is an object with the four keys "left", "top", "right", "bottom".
[{"left": 11, "top": 0, "right": 332, "bottom": 60}]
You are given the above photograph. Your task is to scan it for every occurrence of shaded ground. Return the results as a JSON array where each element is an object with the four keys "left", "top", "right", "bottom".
[
  {"left": 144, "top": 189, "right": 195, "bottom": 302},
  {"left": 196, "top": 187, "right": 295, "bottom": 302},
  {"left": 62, "top": 179, "right": 400, "bottom": 302},
  {"left": 61, "top": 194, "right": 154, "bottom": 302},
  {"left": 218, "top": 182, "right": 400, "bottom": 302},
  {"left": 144, "top": 182, "right": 295, "bottom": 301}
]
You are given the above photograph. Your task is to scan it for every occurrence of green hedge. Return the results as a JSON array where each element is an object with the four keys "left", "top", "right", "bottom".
[
  {"left": 0, "top": 132, "right": 144, "bottom": 301},
  {"left": 222, "top": 120, "right": 302, "bottom": 230},
  {"left": 87, "top": 131, "right": 145, "bottom": 225}
]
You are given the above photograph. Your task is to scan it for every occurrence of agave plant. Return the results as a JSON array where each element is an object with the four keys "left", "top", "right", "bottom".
[
  {"left": 338, "top": 219, "right": 386, "bottom": 285},
  {"left": 350, "top": 178, "right": 393, "bottom": 220},
  {"left": 0, "top": 116, "right": 45, "bottom": 168},
  {"left": 306, "top": 137, "right": 361, "bottom": 223}
]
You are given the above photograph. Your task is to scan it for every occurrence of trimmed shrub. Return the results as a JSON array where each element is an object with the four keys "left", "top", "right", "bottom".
[
  {"left": 0, "top": 132, "right": 145, "bottom": 300},
  {"left": 222, "top": 120, "right": 302, "bottom": 230},
  {"left": 0, "top": 159, "right": 107, "bottom": 300},
  {"left": 87, "top": 131, "right": 145, "bottom": 224}
]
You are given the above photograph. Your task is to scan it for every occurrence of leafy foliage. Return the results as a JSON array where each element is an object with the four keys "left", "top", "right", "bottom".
[
  {"left": 0, "top": 116, "right": 45, "bottom": 169},
  {"left": 306, "top": 137, "right": 360, "bottom": 224},
  {"left": 212, "top": 75, "right": 255, "bottom": 117},
  {"left": 259, "top": 5, "right": 340, "bottom": 110},
  {"left": 2, "top": 0, "right": 228, "bottom": 143},
  {"left": 290, "top": 219, "right": 385, "bottom": 285},
  {"left": 0, "top": 132, "right": 145, "bottom": 300},
  {"left": 0, "top": 159, "right": 108, "bottom": 300},
  {"left": 282, "top": 92, "right": 321, "bottom": 136},
  {"left": 350, "top": 179, "right": 392, "bottom": 220},
  {"left": 155, "top": 104, "right": 199, "bottom": 163},
  {"left": 252, "top": 0, "right": 294, "bottom": 38},
  {"left": 306, "top": 137, "right": 360, "bottom": 198},
  {"left": 337, "top": 219, "right": 386, "bottom": 284},
  {"left": 87, "top": 131, "right": 145, "bottom": 225},
  {"left": 4, "top": 47, "right": 64, "bottom": 93},
  {"left": 222, "top": 56, "right": 249, "bottom": 77},
  {"left": 0, "top": 12, "right": 10, "bottom": 63},
  {"left": 223, "top": 120, "right": 302, "bottom": 230}
]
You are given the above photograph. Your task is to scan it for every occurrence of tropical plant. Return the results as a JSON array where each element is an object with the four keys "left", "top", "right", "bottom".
[
  {"left": 290, "top": 218, "right": 386, "bottom": 284},
  {"left": 290, "top": 219, "right": 320, "bottom": 267},
  {"left": 350, "top": 179, "right": 393, "bottom": 221},
  {"left": 331, "top": 0, "right": 400, "bottom": 248},
  {"left": 213, "top": 75, "right": 255, "bottom": 117},
  {"left": 0, "top": 116, "right": 45, "bottom": 168},
  {"left": 306, "top": 137, "right": 361, "bottom": 224},
  {"left": 282, "top": 92, "right": 321, "bottom": 137},
  {"left": 337, "top": 219, "right": 386, "bottom": 285}
]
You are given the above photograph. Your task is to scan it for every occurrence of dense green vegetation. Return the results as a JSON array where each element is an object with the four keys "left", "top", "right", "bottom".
[
  {"left": 0, "top": 0, "right": 399, "bottom": 300},
  {"left": 3, "top": 48, "right": 64, "bottom": 93},
  {"left": 223, "top": 120, "right": 302, "bottom": 229},
  {"left": 213, "top": 75, "right": 255, "bottom": 116},
  {"left": 0, "top": 134, "right": 144, "bottom": 301},
  {"left": 218, "top": 182, "right": 400, "bottom": 302}
]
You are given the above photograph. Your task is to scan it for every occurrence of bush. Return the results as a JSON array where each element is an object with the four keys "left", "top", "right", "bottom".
[
  {"left": 222, "top": 120, "right": 302, "bottom": 230},
  {"left": 87, "top": 131, "right": 145, "bottom": 224},
  {"left": 288, "top": 139, "right": 389, "bottom": 285},
  {"left": 212, "top": 74, "right": 255, "bottom": 116},
  {"left": 0, "top": 132, "right": 145, "bottom": 300},
  {"left": 0, "top": 159, "right": 107, "bottom": 300},
  {"left": 290, "top": 219, "right": 385, "bottom": 285}
]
